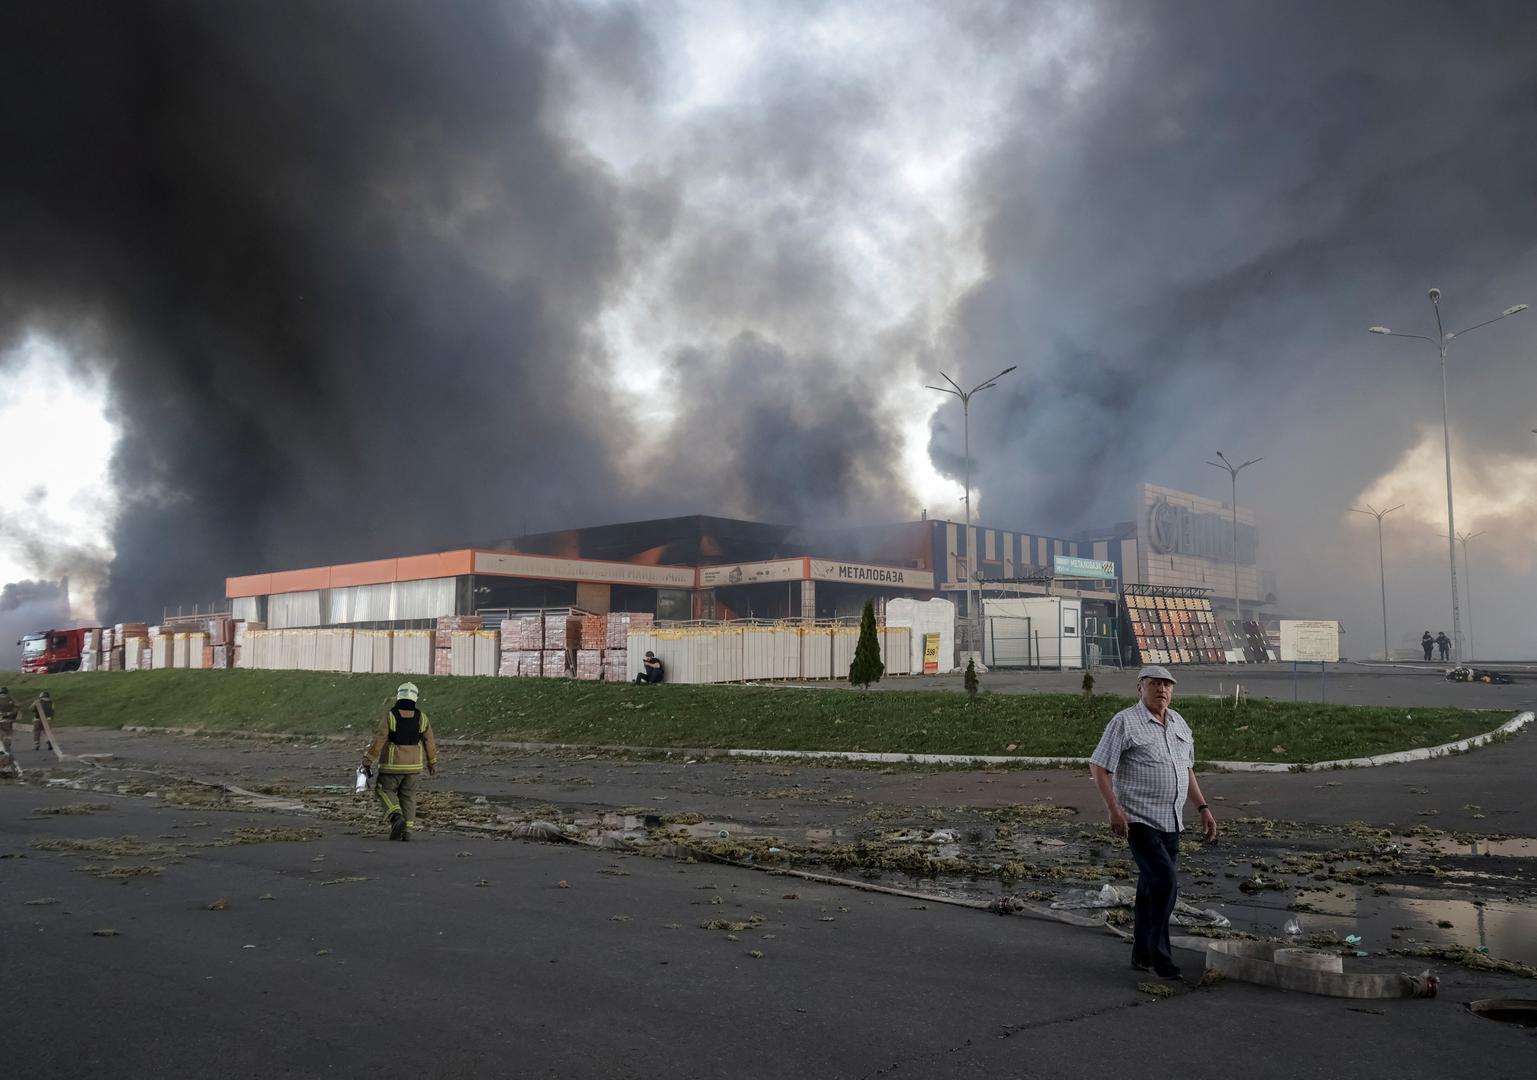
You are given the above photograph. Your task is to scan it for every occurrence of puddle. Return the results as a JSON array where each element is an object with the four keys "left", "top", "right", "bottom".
[
  {"left": 1395, "top": 835, "right": 1537, "bottom": 859},
  {"left": 1216, "top": 890, "right": 1537, "bottom": 967}
]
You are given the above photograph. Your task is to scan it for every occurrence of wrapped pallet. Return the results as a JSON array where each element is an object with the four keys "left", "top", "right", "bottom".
[
  {"left": 473, "top": 630, "right": 499, "bottom": 676},
  {"left": 80, "top": 649, "right": 98, "bottom": 672},
  {"left": 151, "top": 635, "right": 174, "bottom": 669},
  {"left": 434, "top": 645, "right": 454, "bottom": 676},
  {"left": 115, "top": 622, "right": 148, "bottom": 642},
  {"left": 606, "top": 612, "right": 653, "bottom": 649},
  {"left": 574, "top": 649, "right": 602, "bottom": 681},
  {"left": 601, "top": 649, "right": 627, "bottom": 682},
  {"left": 185, "top": 633, "right": 208, "bottom": 669},
  {"left": 540, "top": 649, "right": 567, "bottom": 678},
  {"left": 209, "top": 616, "right": 234, "bottom": 647},
  {"left": 450, "top": 631, "right": 477, "bottom": 676},
  {"left": 100, "top": 626, "right": 115, "bottom": 652},
  {"left": 172, "top": 633, "right": 191, "bottom": 668},
  {"left": 123, "top": 637, "right": 145, "bottom": 671},
  {"left": 543, "top": 614, "right": 573, "bottom": 651},
  {"left": 509, "top": 616, "right": 543, "bottom": 650},
  {"left": 141, "top": 645, "right": 152, "bottom": 670},
  {"left": 107, "top": 646, "right": 125, "bottom": 671},
  {"left": 81, "top": 628, "right": 100, "bottom": 653},
  {"left": 392, "top": 630, "right": 433, "bottom": 675},
  {"left": 436, "top": 615, "right": 481, "bottom": 634},
  {"left": 211, "top": 645, "right": 229, "bottom": 669}
]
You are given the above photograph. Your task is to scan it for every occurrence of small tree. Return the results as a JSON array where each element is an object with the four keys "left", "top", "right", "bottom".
[
  {"left": 1081, "top": 670, "right": 1095, "bottom": 698},
  {"left": 964, "top": 657, "right": 979, "bottom": 698},
  {"left": 849, "top": 600, "right": 885, "bottom": 687}
]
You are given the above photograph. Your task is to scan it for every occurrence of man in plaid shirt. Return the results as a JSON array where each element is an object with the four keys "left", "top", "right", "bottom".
[{"left": 1089, "top": 665, "right": 1218, "bottom": 979}]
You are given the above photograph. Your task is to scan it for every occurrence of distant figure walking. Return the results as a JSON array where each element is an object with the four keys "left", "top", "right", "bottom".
[
  {"left": 1435, "top": 631, "right": 1452, "bottom": 662},
  {"left": 1421, "top": 631, "right": 1434, "bottom": 662}
]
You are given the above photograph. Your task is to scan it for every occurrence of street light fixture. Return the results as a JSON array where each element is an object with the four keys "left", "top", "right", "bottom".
[
  {"left": 1368, "top": 288, "right": 1527, "bottom": 662},
  {"left": 928, "top": 365, "right": 1018, "bottom": 640},
  {"left": 1348, "top": 503, "right": 1404, "bottom": 660},
  {"left": 1439, "top": 530, "right": 1485, "bottom": 662},
  {"left": 1205, "top": 451, "right": 1262, "bottom": 636}
]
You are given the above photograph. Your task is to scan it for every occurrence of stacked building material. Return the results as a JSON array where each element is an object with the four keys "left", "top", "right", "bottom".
[
  {"left": 605, "top": 612, "right": 652, "bottom": 649},
  {"left": 392, "top": 630, "right": 433, "bottom": 675},
  {"left": 472, "top": 630, "right": 499, "bottom": 676},
  {"left": 580, "top": 615, "right": 607, "bottom": 650},
  {"left": 107, "top": 643, "right": 125, "bottom": 671},
  {"left": 574, "top": 649, "right": 602, "bottom": 681},
  {"left": 233, "top": 620, "right": 263, "bottom": 668},
  {"left": 211, "top": 646, "right": 230, "bottom": 669},
  {"left": 450, "top": 631, "right": 478, "bottom": 675},
  {"left": 509, "top": 616, "right": 543, "bottom": 650},
  {"left": 434, "top": 643, "right": 454, "bottom": 675},
  {"left": 209, "top": 616, "right": 234, "bottom": 648},
  {"left": 543, "top": 614, "right": 574, "bottom": 651},
  {"left": 436, "top": 616, "right": 479, "bottom": 676},
  {"left": 80, "top": 648, "right": 98, "bottom": 672},
  {"left": 100, "top": 626, "right": 115, "bottom": 653},
  {"left": 122, "top": 635, "right": 145, "bottom": 671},
  {"left": 151, "top": 635, "right": 173, "bottom": 669},
  {"left": 184, "top": 632, "right": 208, "bottom": 669},
  {"left": 601, "top": 650, "right": 628, "bottom": 682},
  {"left": 540, "top": 649, "right": 568, "bottom": 678},
  {"left": 140, "top": 645, "right": 153, "bottom": 670},
  {"left": 518, "top": 651, "right": 543, "bottom": 677}
]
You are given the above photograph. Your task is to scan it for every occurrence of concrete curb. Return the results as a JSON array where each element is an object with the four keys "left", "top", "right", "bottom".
[{"left": 114, "top": 711, "right": 1532, "bottom": 773}]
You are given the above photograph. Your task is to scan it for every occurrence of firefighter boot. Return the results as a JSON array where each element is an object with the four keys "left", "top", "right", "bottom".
[{"left": 389, "top": 812, "right": 407, "bottom": 841}]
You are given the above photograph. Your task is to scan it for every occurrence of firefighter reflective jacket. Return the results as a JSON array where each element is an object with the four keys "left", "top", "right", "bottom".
[{"left": 365, "top": 706, "right": 438, "bottom": 774}]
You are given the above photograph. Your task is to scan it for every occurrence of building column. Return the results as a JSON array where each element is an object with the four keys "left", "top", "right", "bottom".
[{"left": 799, "top": 580, "right": 816, "bottom": 619}]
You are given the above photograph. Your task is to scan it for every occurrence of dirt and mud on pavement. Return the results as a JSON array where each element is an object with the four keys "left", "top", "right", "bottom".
[{"left": 15, "top": 725, "right": 1537, "bottom": 980}]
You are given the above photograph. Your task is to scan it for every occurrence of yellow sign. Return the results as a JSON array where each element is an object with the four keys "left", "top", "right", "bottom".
[{"left": 922, "top": 632, "right": 941, "bottom": 674}]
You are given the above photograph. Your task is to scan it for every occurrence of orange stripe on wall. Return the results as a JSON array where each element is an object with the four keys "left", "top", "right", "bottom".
[
  {"left": 328, "top": 558, "right": 401, "bottom": 589},
  {"left": 225, "top": 573, "right": 273, "bottom": 598}
]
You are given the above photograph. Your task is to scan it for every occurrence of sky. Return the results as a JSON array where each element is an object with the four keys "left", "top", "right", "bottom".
[{"left": 2, "top": 0, "right": 1536, "bottom": 659}]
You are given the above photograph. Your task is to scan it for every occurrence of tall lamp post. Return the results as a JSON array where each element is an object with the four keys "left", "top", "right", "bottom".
[
  {"left": 928, "top": 365, "right": 1018, "bottom": 644},
  {"left": 1440, "top": 530, "right": 1484, "bottom": 662},
  {"left": 1205, "top": 451, "right": 1262, "bottom": 632},
  {"left": 1368, "top": 288, "right": 1527, "bottom": 662},
  {"left": 1349, "top": 503, "right": 1404, "bottom": 660}
]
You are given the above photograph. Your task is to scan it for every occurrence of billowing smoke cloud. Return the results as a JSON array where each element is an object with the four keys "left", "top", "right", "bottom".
[
  {"left": 1, "top": 1, "right": 648, "bottom": 618},
  {"left": 934, "top": 1, "right": 1537, "bottom": 653}
]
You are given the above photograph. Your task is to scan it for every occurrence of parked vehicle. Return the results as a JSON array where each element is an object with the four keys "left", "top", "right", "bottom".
[{"left": 18, "top": 628, "right": 92, "bottom": 673}]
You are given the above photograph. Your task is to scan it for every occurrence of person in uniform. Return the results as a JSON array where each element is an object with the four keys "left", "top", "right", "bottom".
[
  {"left": 362, "top": 682, "right": 438, "bottom": 841},
  {"left": 32, "top": 689, "right": 54, "bottom": 752}
]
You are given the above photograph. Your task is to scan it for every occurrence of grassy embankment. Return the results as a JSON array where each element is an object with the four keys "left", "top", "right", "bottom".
[{"left": 0, "top": 669, "right": 1512, "bottom": 764}]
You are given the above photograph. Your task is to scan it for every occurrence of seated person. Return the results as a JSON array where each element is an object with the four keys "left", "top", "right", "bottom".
[{"left": 635, "top": 651, "right": 664, "bottom": 684}]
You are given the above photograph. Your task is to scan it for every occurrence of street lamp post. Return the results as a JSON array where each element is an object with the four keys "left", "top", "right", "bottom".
[
  {"left": 1349, "top": 503, "right": 1404, "bottom": 660},
  {"left": 1205, "top": 451, "right": 1262, "bottom": 632},
  {"left": 1369, "top": 289, "right": 1528, "bottom": 662},
  {"left": 1440, "top": 531, "right": 1484, "bottom": 662},
  {"left": 928, "top": 365, "right": 1018, "bottom": 647}
]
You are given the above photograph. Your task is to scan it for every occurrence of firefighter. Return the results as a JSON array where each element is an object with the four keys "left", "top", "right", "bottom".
[
  {"left": 0, "top": 686, "right": 18, "bottom": 772},
  {"left": 32, "top": 689, "right": 54, "bottom": 752},
  {"left": 362, "top": 682, "right": 438, "bottom": 841}
]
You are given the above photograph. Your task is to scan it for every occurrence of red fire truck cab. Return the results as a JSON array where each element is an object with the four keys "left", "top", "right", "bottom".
[{"left": 19, "top": 628, "right": 90, "bottom": 674}]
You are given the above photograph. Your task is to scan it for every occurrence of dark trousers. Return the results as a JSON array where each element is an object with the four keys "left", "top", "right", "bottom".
[
  {"left": 1422, "top": 643, "right": 1433, "bottom": 661},
  {"left": 1127, "top": 823, "right": 1181, "bottom": 968}
]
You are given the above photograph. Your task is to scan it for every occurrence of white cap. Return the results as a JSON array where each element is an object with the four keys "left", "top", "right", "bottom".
[{"left": 1137, "top": 665, "right": 1176, "bottom": 683}]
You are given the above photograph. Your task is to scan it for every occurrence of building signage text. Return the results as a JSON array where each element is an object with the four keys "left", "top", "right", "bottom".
[
  {"left": 1146, "top": 497, "right": 1257, "bottom": 565},
  {"left": 1053, "top": 555, "right": 1117, "bottom": 580}
]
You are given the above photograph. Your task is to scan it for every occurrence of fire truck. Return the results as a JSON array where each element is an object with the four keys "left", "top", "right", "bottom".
[{"left": 18, "top": 628, "right": 92, "bottom": 674}]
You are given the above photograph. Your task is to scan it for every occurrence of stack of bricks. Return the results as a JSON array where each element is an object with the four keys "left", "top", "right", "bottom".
[
  {"left": 498, "top": 617, "right": 542, "bottom": 676},
  {"left": 436, "top": 616, "right": 479, "bottom": 676},
  {"left": 580, "top": 615, "right": 607, "bottom": 650},
  {"left": 603, "top": 613, "right": 650, "bottom": 682},
  {"left": 542, "top": 613, "right": 574, "bottom": 678},
  {"left": 601, "top": 650, "right": 628, "bottom": 682},
  {"left": 574, "top": 649, "right": 602, "bottom": 681}
]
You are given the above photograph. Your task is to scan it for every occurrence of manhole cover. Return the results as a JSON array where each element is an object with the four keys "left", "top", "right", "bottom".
[{"left": 1467, "top": 999, "right": 1537, "bottom": 1028}]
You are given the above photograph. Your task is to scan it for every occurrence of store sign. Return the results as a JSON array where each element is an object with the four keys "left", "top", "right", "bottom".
[
  {"left": 1053, "top": 555, "right": 1116, "bottom": 580},
  {"left": 473, "top": 551, "right": 694, "bottom": 589},
  {"left": 922, "top": 632, "right": 941, "bottom": 674},
  {"left": 809, "top": 560, "right": 934, "bottom": 590},
  {"left": 1147, "top": 497, "right": 1257, "bottom": 564},
  {"left": 698, "top": 559, "right": 804, "bottom": 589},
  {"left": 1279, "top": 620, "right": 1339, "bottom": 663}
]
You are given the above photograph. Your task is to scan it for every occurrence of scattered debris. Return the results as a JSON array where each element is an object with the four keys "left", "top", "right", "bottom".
[
  {"left": 318, "top": 876, "right": 369, "bottom": 886},
  {"left": 33, "top": 803, "right": 110, "bottom": 815},
  {"left": 92, "top": 929, "right": 120, "bottom": 937},
  {"left": 25, "top": 897, "right": 59, "bottom": 906},
  {"left": 1138, "top": 982, "right": 1177, "bottom": 998},
  {"left": 205, "top": 898, "right": 229, "bottom": 911}
]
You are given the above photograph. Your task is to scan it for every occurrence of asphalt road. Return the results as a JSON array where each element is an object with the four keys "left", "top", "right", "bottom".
[{"left": 5, "top": 785, "right": 1534, "bottom": 1080}]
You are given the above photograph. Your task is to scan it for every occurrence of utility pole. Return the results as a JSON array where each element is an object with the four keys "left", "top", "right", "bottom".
[{"left": 1349, "top": 503, "right": 1404, "bottom": 660}]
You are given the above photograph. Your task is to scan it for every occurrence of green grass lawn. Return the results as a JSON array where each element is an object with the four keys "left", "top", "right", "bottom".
[{"left": 1, "top": 669, "right": 1513, "bottom": 764}]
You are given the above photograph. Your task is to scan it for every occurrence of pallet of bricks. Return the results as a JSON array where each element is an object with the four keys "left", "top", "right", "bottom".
[
  {"left": 542, "top": 612, "right": 580, "bottom": 678},
  {"left": 604, "top": 612, "right": 651, "bottom": 681},
  {"left": 573, "top": 614, "right": 606, "bottom": 680},
  {"left": 435, "top": 616, "right": 478, "bottom": 675},
  {"left": 498, "top": 615, "right": 544, "bottom": 677}
]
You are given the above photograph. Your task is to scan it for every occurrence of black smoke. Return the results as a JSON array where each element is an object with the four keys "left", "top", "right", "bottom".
[
  {"left": 1, "top": 1, "right": 649, "bottom": 618},
  {"left": 0, "top": 580, "right": 70, "bottom": 669}
]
